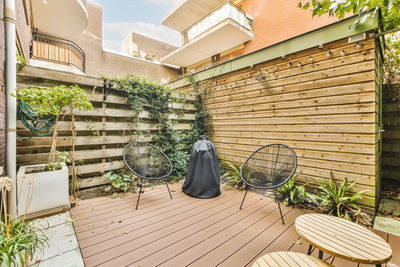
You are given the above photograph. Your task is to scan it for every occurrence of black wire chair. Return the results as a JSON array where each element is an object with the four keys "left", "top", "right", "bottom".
[
  {"left": 123, "top": 142, "right": 173, "bottom": 209},
  {"left": 239, "top": 144, "right": 297, "bottom": 224}
]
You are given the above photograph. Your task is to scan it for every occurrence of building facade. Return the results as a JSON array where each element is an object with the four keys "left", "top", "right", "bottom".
[
  {"left": 1, "top": 0, "right": 181, "bottom": 173},
  {"left": 161, "top": 0, "right": 338, "bottom": 74},
  {"left": 122, "top": 32, "right": 178, "bottom": 63}
]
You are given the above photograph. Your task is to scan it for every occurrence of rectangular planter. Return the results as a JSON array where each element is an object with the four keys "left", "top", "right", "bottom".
[{"left": 17, "top": 163, "right": 70, "bottom": 216}]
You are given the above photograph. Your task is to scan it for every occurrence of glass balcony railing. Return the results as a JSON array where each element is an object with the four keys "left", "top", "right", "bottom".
[{"left": 186, "top": 3, "right": 252, "bottom": 42}]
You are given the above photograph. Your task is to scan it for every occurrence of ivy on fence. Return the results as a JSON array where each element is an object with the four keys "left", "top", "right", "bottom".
[{"left": 106, "top": 74, "right": 210, "bottom": 180}]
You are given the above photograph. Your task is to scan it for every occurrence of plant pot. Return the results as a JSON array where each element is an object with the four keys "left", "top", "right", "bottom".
[{"left": 17, "top": 163, "right": 70, "bottom": 216}]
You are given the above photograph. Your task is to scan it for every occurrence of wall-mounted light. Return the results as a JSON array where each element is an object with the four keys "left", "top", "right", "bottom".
[
  {"left": 281, "top": 55, "right": 286, "bottom": 59},
  {"left": 340, "top": 50, "right": 346, "bottom": 56},
  {"left": 297, "top": 62, "right": 302, "bottom": 68},
  {"left": 355, "top": 42, "right": 362, "bottom": 49},
  {"left": 326, "top": 51, "right": 332, "bottom": 57},
  {"left": 274, "top": 65, "right": 278, "bottom": 71},
  {"left": 287, "top": 62, "right": 292, "bottom": 67},
  {"left": 318, "top": 44, "right": 324, "bottom": 49},
  {"left": 308, "top": 56, "right": 314, "bottom": 62},
  {"left": 255, "top": 75, "right": 266, "bottom": 81}
]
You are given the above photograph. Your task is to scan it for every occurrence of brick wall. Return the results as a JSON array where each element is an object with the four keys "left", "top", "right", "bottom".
[
  {"left": 16, "top": 0, "right": 31, "bottom": 60},
  {"left": 0, "top": 0, "right": 6, "bottom": 171}
]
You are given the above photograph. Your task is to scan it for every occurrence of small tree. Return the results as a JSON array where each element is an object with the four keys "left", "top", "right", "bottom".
[{"left": 15, "top": 85, "right": 93, "bottom": 170}]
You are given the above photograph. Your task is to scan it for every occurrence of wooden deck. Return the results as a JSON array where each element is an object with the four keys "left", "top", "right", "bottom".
[{"left": 71, "top": 182, "right": 400, "bottom": 267}]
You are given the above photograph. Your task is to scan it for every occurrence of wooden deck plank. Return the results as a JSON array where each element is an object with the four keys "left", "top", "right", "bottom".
[
  {"left": 216, "top": 208, "right": 305, "bottom": 267},
  {"left": 83, "top": 189, "right": 260, "bottom": 266},
  {"left": 73, "top": 184, "right": 187, "bottom": 229},
  {"left": 74, "top": 187, "right": 222, "bottom": 236},
  {"left": 93, "top": 193, "right": 263, "bottom": 266},
  {"left": 147, "top": 197, "right": 279, "bottom": 267},
  {"left": 71, "top": 183, "right": 400, "bottom": 267},
  {"left": 79, "top": 190, "right": 239, "bottom": 249},
  {"left": 388, "top": 232, "right": 400, "bottom": 266}
]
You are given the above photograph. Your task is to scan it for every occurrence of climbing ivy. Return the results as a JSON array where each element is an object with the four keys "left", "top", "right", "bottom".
[{"left": 106, "top": 74, "right": 210, "bottom": 180}]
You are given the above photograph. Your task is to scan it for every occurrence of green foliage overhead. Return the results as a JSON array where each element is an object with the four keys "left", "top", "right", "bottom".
[
  {"left": 15, "top": 85, "right": 93, "bottom": 116},
  {"left": 298, "top": 0, "right": 400, "bottom": 30},
  {"left": 384, "top": 33, "right": 400, "bottom": 84},
  {"left": 107, "top": 74, "right": 210, "bottom": 180}
]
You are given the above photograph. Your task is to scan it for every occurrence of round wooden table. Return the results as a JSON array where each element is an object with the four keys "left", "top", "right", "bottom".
[
  {"left": 252, "top": 251, "right": 333, "bottom": 267},
  {"left": 295, "top": 214, "right": 392, "bottom": 266}
]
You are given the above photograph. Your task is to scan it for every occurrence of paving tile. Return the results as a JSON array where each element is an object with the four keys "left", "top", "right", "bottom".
[{"left": 28, "top": 248, "right": 84, "bottom": 267}]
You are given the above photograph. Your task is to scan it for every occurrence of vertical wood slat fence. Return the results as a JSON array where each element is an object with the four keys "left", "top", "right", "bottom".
[
  {"left": 382, "top": 85, "right": 400, "bottom": 181},
  {"left": 174, "top": 36, "right": 379, "bottom": 209},
  {"left": 16, "top": 66, "right": 197, "bottom": 189}
]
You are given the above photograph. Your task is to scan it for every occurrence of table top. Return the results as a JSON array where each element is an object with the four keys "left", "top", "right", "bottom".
[
  {"left": 252, "top": 251, "right": 333, "bottom": 267},
  {"left": 295, "top": 213, "right": 392, "bottom": 265}
]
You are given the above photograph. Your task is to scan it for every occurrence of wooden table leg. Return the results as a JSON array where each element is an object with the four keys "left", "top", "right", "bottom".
[
  {"left": 318, "top": 250, "right": 323, "bottom": 260},
  {"left": 307, "top": 244, "right": 313, "bottom": 255}
]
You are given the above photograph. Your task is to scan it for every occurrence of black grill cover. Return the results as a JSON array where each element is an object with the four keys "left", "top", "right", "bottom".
[{"left": 182, "top": 136, "right": 221, "bottom": 198}]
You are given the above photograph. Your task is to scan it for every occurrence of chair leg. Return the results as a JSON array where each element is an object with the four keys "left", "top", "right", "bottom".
[
  {"left": 165, "top": 180, "right": 172, "bottom": 199},
  {"left": 136, "top": 180, "right": 143, "bottom": 210},
  {"left": 274, "top": 191, "right": 285, "bottom": 225},
  {"left": 240, "top": 187, "right": 248, "bottom": 210}
]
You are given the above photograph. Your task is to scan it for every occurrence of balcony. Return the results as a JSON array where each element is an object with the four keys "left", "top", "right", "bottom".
[
  {"left": 31, "top": 0, "right": 88, "bottom": 38},
  {"left": 161, "top": 0, "right": 227, "bottom": 32},
  {"left": 161, "top": 3, "right": 253, "bottom": 67},
  {"left": 30, "top": 31, "right": 86, "bottom": 73}
]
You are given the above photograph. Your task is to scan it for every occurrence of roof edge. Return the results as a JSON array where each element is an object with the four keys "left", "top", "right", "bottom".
[{"left": 166, "top": 9, "right": 380, "bottom": 89}]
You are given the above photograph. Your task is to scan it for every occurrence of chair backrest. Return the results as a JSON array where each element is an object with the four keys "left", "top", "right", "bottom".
[
  {"left": 240, "top": 144, "right": 297, "bottom": 189},
  {"left": 123, "top": 142, "right": 172, "bottom": 180}
]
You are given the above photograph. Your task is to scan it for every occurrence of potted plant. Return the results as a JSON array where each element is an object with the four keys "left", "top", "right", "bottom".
[
  {"left": 1, "top": 176, "right": 48, "bottom": 267},
  {"left": 14, "top": 85, "right": 92, "bottom": 216}
]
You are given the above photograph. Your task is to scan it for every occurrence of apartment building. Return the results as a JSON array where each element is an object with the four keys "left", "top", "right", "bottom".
[
  {"left": 1, "top": 0, "right": 181, "bottom": 172},
  {"left": 161, "top": 0, "right": 338, "bottom": 74}
]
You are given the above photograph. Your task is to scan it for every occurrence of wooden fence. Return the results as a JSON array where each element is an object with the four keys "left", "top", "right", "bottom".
[
  {"left": 382, "top": 85, "right": 400, "bottom": 181},
  {"left": 174, "top": 36, "right": 380, "bottom": 209},
  {"left": 16, "top": 66, "right": 197, "bottom": 189}
]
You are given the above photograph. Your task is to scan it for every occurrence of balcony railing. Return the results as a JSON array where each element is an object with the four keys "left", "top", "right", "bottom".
[
  {"left": 30, "top": 30, "right": 86, "bottom": 73},
  {"left": 186, "top": 2, "right": 252, "bottom": 43}
]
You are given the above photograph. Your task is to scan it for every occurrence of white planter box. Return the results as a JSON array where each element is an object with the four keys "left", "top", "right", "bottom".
[{"left": 17, "top": 163, "right": 69, "bottom": 216}]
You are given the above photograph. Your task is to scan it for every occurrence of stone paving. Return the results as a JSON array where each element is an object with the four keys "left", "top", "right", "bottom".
[
  {"left": 28, "top": 212, "right": 84, "bottom": 267},
  {"left": 374, "top": 198, "right": 400, "bottom": 237}
]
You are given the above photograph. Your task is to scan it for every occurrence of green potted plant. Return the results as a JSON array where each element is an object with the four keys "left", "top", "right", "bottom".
[
  {"left": 14, "top": 85, "right": 92, "bottom": 216},
  {"left": 1, "top": 176, "right": 48, "bottom": 267}
]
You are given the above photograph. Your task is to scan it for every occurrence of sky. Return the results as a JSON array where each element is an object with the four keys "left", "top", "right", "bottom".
[{"left": 88, "top": 0, "right": 183, "bottom": 52}]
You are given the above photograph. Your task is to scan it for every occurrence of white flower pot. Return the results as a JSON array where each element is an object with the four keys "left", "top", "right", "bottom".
[{"left": 17, "top": 163, "right": 69, "bottom": 216}]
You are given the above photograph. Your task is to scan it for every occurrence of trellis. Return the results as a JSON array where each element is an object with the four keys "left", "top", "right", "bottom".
[{"left": 16, "top": 66, "right": 197, "bottom": 189}]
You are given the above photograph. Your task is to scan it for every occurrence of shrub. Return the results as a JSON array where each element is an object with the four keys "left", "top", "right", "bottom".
[
  {"left": 14, "top": 85, "right": 93, "bottom": 170},
  {"left": 220, "top": 159, "right": 245, "bottom": 190},
  {"left": 275, "top": 173, "right": 307, "bottom": 206},
  {"left": 311, "top": 171, "right": 366, "bottom": 220},
  {"left": 0, "top": 176, "right": 48, "bottom": 266},
  {"left": 104, "top": 169, "right": 135, "bottom": 198}
]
